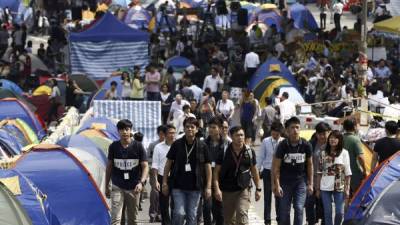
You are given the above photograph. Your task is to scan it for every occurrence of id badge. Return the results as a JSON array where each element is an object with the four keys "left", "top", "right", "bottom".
[
  {"left": 124, "top": 173, "right": 130, "bottom": 180},
  {"left": 185, "top": 163, "right": 192, "bottom": 172},
  {"left": 211, "top": 162, "right": 216, "bottom": 168}
]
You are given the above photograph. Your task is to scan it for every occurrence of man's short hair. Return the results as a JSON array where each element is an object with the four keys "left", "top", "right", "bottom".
[
  {"left": 183, "top": 104, "right": 190, "bottom": 111},
  {"left": 165, "top": 124, "right": 176, "bottom": 131},
  {"left": 385, "top": 121, "right": 398, "bottom": 135},
  {"left": 110, "top": 81, "right": 118, "bottom": 86},
  {"left": 134, "top": 132, "right": 144, "bottom": 142},
  {"left": 208, "top": 116, "right": 222, "bottom": 127},
  {"left": 183, "top": 117, "right": 200, "bottom": 128},
  {"left": 117, "top": 119, "right": 133, "bottom": 130},
  {"left": 282, "top": 92, "right": 289, "bottom": 99},
  {"left": 157, "top": 125, "right": 166, "bottom": 134},
  {"left": 229, "top": 126, "right": 244, "bottom": 136},
  {"left": 343, "top": 119, "right": 356, "bottom": 131},
  {"left": 315, "top": 122, "right": 331, "bottom": 133},
  {"left": 285, "top": 116, "right": 300, "bottom": 128},
  {"left": 271, "top": 121, "right": 284, "bottom": 133},
  {"left": 265, "top": 97, "right": 273, "bottom": 105}
]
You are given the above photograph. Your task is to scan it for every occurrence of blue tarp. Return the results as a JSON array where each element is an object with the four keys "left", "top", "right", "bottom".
[
  {"left": 0, "top": 129, "right": 22, "bottom": 156},
  {"left": 165, "top": 56, "right": 191, "bottom": 70},
  {"left": 0, "top": 98, "right": 45, "bottom": 140},
  {"left": 0, "top": 169, "right": 61, "bottom": 225},
  {"left": 57, "top": 134, "right": 107, "bottom": 166},
  {"left": 15, "top": 148, "right": 110, "bottom": 225},
  {"left": 0, "top": 79, "right": 23, "bottom": 95},
  {"left": 70, "top": 12, "right": 149, "bottom": 42},
  {"left": 77, "top": 117, "right": 119, "bottom": 141},
  {"left": 248, "top": 58, "right": 298, "bottom": 90},
  {"left": 345, "top": 151, "right": 400, "bottom": 222},
  {"left": 0, "top": 0, "right": 19, "bottom": 12},
  {"left": 289, "top": 3, "right": 318, "bottom": 30}
]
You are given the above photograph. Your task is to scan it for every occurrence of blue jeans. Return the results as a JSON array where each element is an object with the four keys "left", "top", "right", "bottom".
[
  {"left": 171, "top": 189, "right": 201, "bottom": 225},
  {"left": 279, "top": 180, "right": 307, "bottom": 225},
  {"left": 321, "top": 191, "right": 344, "bottom": 225}
]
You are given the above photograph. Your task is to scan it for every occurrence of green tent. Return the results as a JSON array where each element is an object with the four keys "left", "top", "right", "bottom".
[{"left": 0, "top": 182, "right": 33, "bottom": 225}]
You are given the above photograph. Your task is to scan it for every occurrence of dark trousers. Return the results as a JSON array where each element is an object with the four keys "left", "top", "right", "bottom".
[
  {"left": 262, "top": 169, "right": 280, "bottom": 223},
  {"left": 320, "top": 13, "right": 327, "bottom": 30},
  {"left": 246, "top": 68, "right": 257, "bottom": 85},
  {"left": 158, "top": 175, "right": 171, "bottom": 225},
  {"left": 147, "top": 92, "right": 160, "bottom": 101},
  {"left": 203, "top": 191, "right": 224, "bottom": 225},
  {"left": 305, "top": 191, "right": 325, "bottom": 225},
  {"left": 334, "top": 13, "right": 341, "bottom": 31}
]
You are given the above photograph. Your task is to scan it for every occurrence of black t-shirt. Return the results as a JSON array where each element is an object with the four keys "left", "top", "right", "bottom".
[
  {"left": 167, "top": 137, "right": 210, "bottom": 191},
  {"left": 374, "top": 137, "right": 400, "bottom": 163},
  {"left": 275, "top": 139, "right": 312, "bottom": 184},
  {"left": 108, "top": 140, "right": 147, "bottom": 190},
  {"left": 216, "top": 145, "right": 256, "bottom": 192}
]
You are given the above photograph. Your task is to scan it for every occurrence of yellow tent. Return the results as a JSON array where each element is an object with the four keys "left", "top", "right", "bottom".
[
  {"left": 373, "top": 16, "right": 400, "bottom": 35},
  {"left": 33, "top": 85, "right": 51, "bottom": 96}
]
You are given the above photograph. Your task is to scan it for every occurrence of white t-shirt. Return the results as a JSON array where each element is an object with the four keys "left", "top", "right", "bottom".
[
  {"left": 203, "top": 75, "right": 223, "bottom": 93},
  {"left": 333, "top": 2, "right": 344, "bottom": 14},
  {"left": 170, "top": 100, "right": 190, "bottom": 119},
  {"left": 279, "top": 99, "right": 296, "bottom": 123},
  {"left": 244, "top": 52, "right": 260, "bottom": 69},
  {"left": 216, "top": 99, "right": 235, "bottom": 118},
  {"left": 152, "top": 141, "right": 172, "bottom": 176},
  {"left": 319, "top": 149, "right": 352, "bottom": 191}
]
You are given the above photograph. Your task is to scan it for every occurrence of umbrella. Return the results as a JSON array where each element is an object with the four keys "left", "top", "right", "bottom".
[
  {"left": 70, "top": 74, "right": 99, "bottom": 93},
  {"left": 18, "top": 53, "right": 49, "bottom": 72}
]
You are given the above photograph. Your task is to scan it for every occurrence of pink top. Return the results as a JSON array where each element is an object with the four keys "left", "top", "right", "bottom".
[{"left": 145, "top": 71, "right": 161, "bottom": 93}]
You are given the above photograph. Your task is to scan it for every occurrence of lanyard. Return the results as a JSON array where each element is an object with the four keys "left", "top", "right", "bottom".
[
  {"left": 185, "top": 142, "right": 195, "bottom": 164},
  {"left": 231, "top": 150, "right": 244, "bottom": 174}
]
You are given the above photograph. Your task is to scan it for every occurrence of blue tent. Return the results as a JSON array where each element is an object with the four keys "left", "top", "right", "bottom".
[
  {"left": 1, "top": 124, "right": 29, "bottom": 147},
  {"left": 69, "top": 12, "right": 150, "bottom": 80},
  {"left": 0, "top": 169, "right": 61, "bottom": 225},
  {"left": 57, "top": 134, "right": 107, "bottom": 166},
  {"left": 0, "top": 79, "right": 23, "bottom": 95},
  {"left": 289, "top": 3, "right": 318, "bottom": 31},
  {"left": 0, "top": 98, "right": 45, "bottom": 140},
  {"left": 77, "top": 117, "right": 119, "bottom": 141},
  {"left": 15, "top": 145, "right": 110, "bottom": 225},
  {"left": 124, "top": 6, "right": 152, "bottom": 29},
  {"left": 0, "top": 0, "right": 20, "bottom": 13},
  {"left": 0, "top": 129, "right": 23, "bottom": 156},
  {"left": 165, "top": 56, "right": 191, "bottom": 71},
  {"left": 249, "top": 58, "right": 298, "bottom": 90},
  {"left": 344, "top": 151, "right": 400, "bottom": 224},
  {"left": 250, "top": 10, "right": 282, "bottom": 32}
]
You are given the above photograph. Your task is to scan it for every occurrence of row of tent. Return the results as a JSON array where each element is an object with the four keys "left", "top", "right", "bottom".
[
  {"left": 0, "top": 116, "right": 120, "bottom": 225},
  {"left": 117, "top": 1, "right": 318, "bottom": 32}
]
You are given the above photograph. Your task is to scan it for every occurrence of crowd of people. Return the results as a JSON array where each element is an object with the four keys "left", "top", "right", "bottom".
[{"left": 105, "top": 112, "right": 400, "bottom": 225}]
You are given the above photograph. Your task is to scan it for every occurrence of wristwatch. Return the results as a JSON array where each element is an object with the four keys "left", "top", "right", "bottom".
[{"left": 256, "top": 188, "right": 262, "bottom": 192}]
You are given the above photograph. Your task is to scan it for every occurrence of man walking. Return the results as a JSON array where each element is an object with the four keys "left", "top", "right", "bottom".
[
  {"left": 257, "top": 121, "right": 284, "bottom": 225},
  {"left": 105, "top": 119, "right": 149, "bottom": 225},
  {"left": 214, "top": 126, "right": 262, "bottom": 225},
  {"left": 203, "top": 117, "right": 226, "bottom": 225},
  {"left": 342, "top": 119, "right": 368, "bottom": 195},
  {"left": 152, "top": 125, "right": 176, "bottom": 225},
  {"left": 372, "top": 121, "right": 400, "bottom": 168},
  {"left": 272, "top": 117, "right": 313, "bottom": 225},
  {"left": 162, "top": 117, "right": 212, "bottom": 225}
]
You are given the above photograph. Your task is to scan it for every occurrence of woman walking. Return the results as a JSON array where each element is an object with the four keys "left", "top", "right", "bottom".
[{"left": 316, "top": 130, "right": 352, "bottom": 225}]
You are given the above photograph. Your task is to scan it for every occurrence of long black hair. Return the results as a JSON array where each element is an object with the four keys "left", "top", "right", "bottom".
[{"left": 325, "top": 130, "right": 343, "bottom": 157}]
